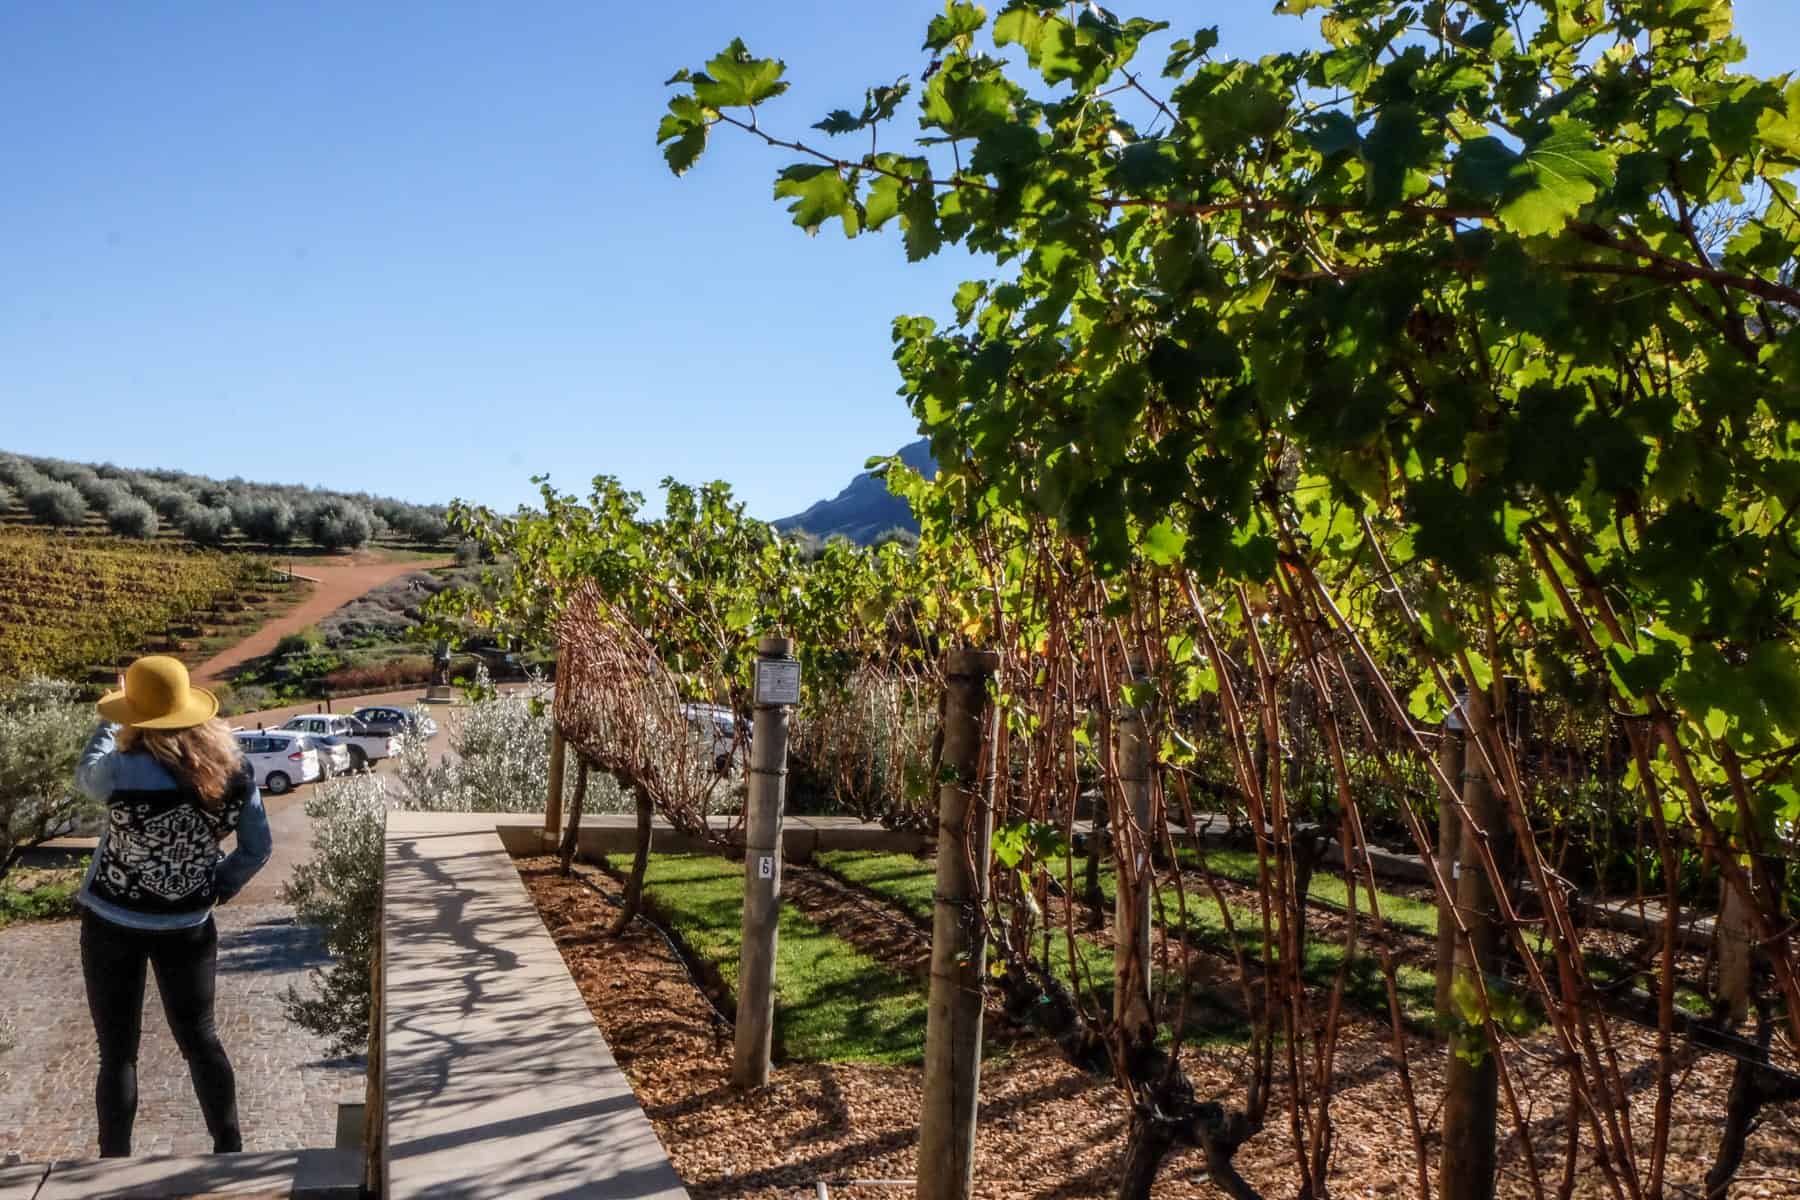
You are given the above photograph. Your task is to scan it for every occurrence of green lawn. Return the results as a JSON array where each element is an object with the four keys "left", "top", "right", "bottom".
[
  {"left": 817, "top": 849, "right": 1439, "bottom": 1026},
  {"left": 621, "top": 853, "right": 929, "bottom": 1065},
  {"left": 1178, "top": 845, "right": 1442, "bottom": 938},
  {"left": 815, "top": 850, "right": 936, "bottom": 922}
]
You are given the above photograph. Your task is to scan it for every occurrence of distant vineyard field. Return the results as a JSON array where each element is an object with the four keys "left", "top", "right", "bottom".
[{"left": 0, "top": 529, "right": 273, "bottom": 685}]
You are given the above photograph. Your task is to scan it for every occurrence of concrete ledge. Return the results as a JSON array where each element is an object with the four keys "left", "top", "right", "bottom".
[
  {"left": 493, "top": 813, "right": 929, "bottom": 864},
  {"left": 0, "top": 1163, "right": 49, "bottom": 1200},
  {"left": 29, "top": 1149, "right": 358, "bottom": 1199},
  {"left": 384, "top": 811, "right": 690, "bottom": 1200}
]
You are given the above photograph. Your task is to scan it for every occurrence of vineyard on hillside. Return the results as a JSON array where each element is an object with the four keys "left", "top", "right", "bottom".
[{"left": 0, "top": 529, "right": 274, "bottom": 686}]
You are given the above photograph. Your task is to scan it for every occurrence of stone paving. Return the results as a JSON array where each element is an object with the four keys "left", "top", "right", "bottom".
[{"left": 0, "top": 903, "right": 363, "bottom": 1162}]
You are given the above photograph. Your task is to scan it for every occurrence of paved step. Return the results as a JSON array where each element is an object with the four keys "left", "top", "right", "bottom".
[{"left": 6, "top": 1149, "right": 357, "bottom": 1200}]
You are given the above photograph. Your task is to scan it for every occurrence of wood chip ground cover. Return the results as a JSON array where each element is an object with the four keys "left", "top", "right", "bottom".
[{"left": 518, "top": 855, "right": 1800, "bottom": 1198}]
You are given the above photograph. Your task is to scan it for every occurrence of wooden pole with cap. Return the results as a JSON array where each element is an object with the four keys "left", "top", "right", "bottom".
[
  {"left": 733, "top": 635, "right": 796, "bottom": 1088},
  {"left": 917, "top": 648, "right": 1000, "bottom": 1200}
]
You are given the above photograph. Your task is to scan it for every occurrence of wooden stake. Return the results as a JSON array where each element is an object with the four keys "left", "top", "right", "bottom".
[
  {"left": 1435, "top": 716, "right": 1464, "bottom": 1024},
  {"left": 1718, "top": 873, "right": 1753, "bottom": 1026},
  {"left": 1439, "top": 700, "right": 1500, "bottom": 1200},
  {"left": 546, "top": 725, "right": 567, "bottom": 839},
  {"left": 917, "top": 648, "right": 999, "bottom": 1200},
  {"left": 1114, "top": 654, "right": 1154, "bottom": 1041}
]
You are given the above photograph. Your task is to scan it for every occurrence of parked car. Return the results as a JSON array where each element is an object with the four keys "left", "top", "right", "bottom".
[
  {"left": 231, "top": 730, "right": 321, "bottom": 795},
  {"left": 349, "top": 705, "right": 438, "bottom": 741},
  {"left": 294, "top": 733, "right": 352, "bottom": 778},
  {"left": 279, "top": 713, "right": 399, "bottom": 769},
  {"left": 681, "top": 703, "right": 748, "bottom": 772}
]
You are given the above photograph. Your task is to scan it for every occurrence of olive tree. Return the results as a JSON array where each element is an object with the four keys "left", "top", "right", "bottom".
[
  {"left": 0, "top": 679, "right": 96, "bottom": 879},
  {"left": 307, "top": 498, "right": 374, "bottom": 551},
  {"left": 104, "top": 497, "right": 159, "bottom": 540},
  {"left": 26, "top": 481, "right": 87, "bottom": 527}
]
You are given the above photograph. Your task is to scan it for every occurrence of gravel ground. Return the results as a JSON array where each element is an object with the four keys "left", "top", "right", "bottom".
[
  {"left": 518, "top": 856, "right": 1800, "bottom": 1200},
  {"left": 0, "top": 904, "right": 363, "bottom": 1162}
]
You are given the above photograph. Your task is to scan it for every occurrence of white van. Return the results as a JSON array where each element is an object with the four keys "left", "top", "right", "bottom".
[{"left": 232, "top": 730, "right": 322, "bottom": 795}]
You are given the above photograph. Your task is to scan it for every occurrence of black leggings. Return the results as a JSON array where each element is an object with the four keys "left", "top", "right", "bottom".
[{"left": 80, "top": 909, "right": 242, "bottom": 1156}]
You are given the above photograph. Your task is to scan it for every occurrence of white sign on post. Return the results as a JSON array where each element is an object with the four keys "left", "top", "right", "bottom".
[
  {"left": 754, "top": 658, "right": 801, "bottom": 706},
  {"left": 758, "top": 855, "right": 774, "bottom": 880}
]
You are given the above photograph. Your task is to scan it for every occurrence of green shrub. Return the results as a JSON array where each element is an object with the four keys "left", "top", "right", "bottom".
[
  {"left": 307, "top": 498, "right": 374, "bottom": 551},
  {"left": 152, "top": 489, "right": 201, "bottom": 521},
  {"left": 1, "top": 679, "right": 98, "bottom": 879},
  {"left": 80, "top": 478, "right": 133, "bottom": 514},
  {"left": 105, "top": 498, "right": 159, "bottom": 539},
  {"left": 274, "top": 626, "right": 326, "bottom": 657},
  {"left": 240, "top": 497, "right": 297, "bottom": 547},
  {"left": 179, "top": 504, "right": 234, "bottom": 546},
  {"left": 26, "top": 481, "right": 86, "bottom": 527}
]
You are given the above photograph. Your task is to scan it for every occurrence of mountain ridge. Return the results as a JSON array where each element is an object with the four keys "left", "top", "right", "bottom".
[{"left": 774, "top": 439, "right": 935, "bottom": 545}]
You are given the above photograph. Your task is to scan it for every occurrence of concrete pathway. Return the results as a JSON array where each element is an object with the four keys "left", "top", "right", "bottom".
[{"left": 382, "top": 811, "right": 688, "bottom": 1199}]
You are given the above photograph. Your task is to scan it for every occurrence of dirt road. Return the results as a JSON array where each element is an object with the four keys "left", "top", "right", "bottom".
[{"left": 191, "top": 553, "right": 450, "bottom": 683}]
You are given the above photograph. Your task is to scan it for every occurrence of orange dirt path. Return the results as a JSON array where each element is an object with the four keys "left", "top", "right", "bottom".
[{"left": 191, "top": 553, "right": 451, "bottom": 683}]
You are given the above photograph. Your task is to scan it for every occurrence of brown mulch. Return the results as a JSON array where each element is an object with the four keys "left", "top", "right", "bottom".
[{"left": 516, "top": 856, "right": 1800, "bottom": 1199}]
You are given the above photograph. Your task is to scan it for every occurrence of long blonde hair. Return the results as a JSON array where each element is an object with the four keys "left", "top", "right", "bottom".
[{"left": 119, "top": 718, "right": 242, "bottom": 810}]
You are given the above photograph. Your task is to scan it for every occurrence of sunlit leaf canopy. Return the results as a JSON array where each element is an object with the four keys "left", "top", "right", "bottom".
[
  {"left": 660, "top": 2, "right": 1800, "bottom": 1062},
  {"left": 433, "top": 12, "right": 1800, "bottom": 1188},
  {"left": 658, "top": 0, "right": 1800, "bottom": 784}
]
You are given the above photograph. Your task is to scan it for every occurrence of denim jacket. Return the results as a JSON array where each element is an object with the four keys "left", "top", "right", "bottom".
[{"left": 74, "top": 722, "right": 273, "bottom": 930}]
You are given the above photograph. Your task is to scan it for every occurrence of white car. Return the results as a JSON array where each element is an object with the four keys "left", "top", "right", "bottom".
[
  {"left": 279, "top": 714, "right": 399, "bottom": 769},
  {"left": 293, "top": 733, "right": 352, "bottom": 778},
  {"left": 232, "top": 730, "right": 321, "bottom": 795},
  {"left": 681, "top": 703, "right": 748, "bottom": 772}
]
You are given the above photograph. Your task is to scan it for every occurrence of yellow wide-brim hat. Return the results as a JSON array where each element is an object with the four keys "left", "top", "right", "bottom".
[{"left": 97, "top": 655, "right": 219, "bottom": 730}]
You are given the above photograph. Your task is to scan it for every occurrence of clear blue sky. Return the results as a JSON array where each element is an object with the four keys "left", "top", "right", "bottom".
[{"left": 1, "top": 2, "right": 1793, "bottom": 520}]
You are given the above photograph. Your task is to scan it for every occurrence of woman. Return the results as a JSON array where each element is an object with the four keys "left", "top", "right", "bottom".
[{"left": 72, "top": 655, "right": 274, "bottom": 1157}]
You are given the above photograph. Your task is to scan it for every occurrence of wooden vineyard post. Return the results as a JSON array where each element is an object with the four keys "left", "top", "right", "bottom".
[
  {"left": 1718, "top": 872, "right": 1754, "bottom": 1026},
  {"left": 545, "top": 724, "right": 567, "bottom": 839},
  {"left": 917, "top": 648, "right": 1000, "bottom": 1200},
  {"left": 733, "top": 636, "right": 797, "bottom": 1089},
  {"left": 1114, "top": 654, "right": 1154, "bottom": 1042},
  {"left": 1440, "top": 693, "right": 1501, "bottom": 1200},
  {"left": 1434, "top": 705, "right": 1465, "bottom": 1023}
]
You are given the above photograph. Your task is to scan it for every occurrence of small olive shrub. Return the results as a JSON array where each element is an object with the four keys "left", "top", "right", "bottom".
[{"left": 0, "top": 679, "right": 99, "bottom": 879}]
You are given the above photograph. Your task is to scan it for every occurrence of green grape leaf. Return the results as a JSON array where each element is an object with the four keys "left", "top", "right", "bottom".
[
  {"left": 773, "top": 165, "right": 857, "bottom": 236},
  {"left": 1498, "top": 118, "right": 1616, "bottom": 237},
  {"left": 691, "top": 40, "right": 788, "bottom": 109},
  {"left": 813, "top": 109, "right": 863, "bottom": 135},
  {"left": 1140, "top": 518, "right": 1187, "bottom": 566},
  {"left": 924, "top": 2, "right": 986, "bottom": 52},
  {"left": 656, "top": 96, "right": 710, "bottom": 176},
  {"left": 900, "top": 183, "right": 944, "bottom": 260},
  {"left": 994, "top": 8, "right": 1079, "bottom": 82},
  {"left": 864, "top": 174, "right": 905, "bottom": 230}
]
